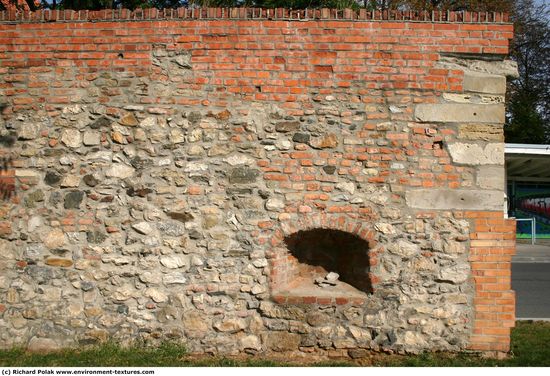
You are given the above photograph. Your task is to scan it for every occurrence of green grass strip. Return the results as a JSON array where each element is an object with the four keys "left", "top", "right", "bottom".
[{"left": 1, "top": 321, "right": 549, "bottom": 367}]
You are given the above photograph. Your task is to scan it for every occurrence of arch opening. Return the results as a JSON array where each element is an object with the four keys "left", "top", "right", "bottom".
[{"left": 272, "top": 228, "right": 373, "bottom": 301}]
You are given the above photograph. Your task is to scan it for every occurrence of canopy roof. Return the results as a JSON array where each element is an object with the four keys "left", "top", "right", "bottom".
[{"left": 506, "top": 144, "right": 550, "bottom": 182}]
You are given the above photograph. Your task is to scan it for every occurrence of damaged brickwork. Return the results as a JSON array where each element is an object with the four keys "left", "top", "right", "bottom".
[{"left": 0, "top": 8, "right": 516, "bottom": 357}]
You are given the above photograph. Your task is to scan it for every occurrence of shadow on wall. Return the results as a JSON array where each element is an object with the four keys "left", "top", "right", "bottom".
[
  {"left": 0, "top": 104, "right": 16, "bottom": 201},
  {"left": 284, "top": 229, "right": 373, "bottom": 294}
]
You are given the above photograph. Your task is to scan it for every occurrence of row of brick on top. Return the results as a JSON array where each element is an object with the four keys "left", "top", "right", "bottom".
[
  {"left": 0, "top": 22, "right": 513, "bottom": 46},
  {"left": 0, "top": 7, "right": 511, "bottom": 23}
]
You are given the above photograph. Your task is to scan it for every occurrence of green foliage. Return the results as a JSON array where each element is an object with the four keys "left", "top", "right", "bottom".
[
  {"left": 58, "top": 0, "right": 112, "bottom": 10},
  {"left": 505, "top": 0, "right": 550, "bottom": 144},
  {"left": 50, "top": 0, "right": 184, "bottom": 11},
  {"left": 0, "top": 341, "right": 188, "bottom": 367},
  {"left": 505, "top": 92, "right": 547, "bottom": 144},
  {"left": 252, "top": 0, "right": 360, "bottom": 10},
  {"left": 37, "top": 0, "right": 516, "bottom": 12},
  {"left": 395, "top": 1, "right": 512, "bottom": 12}
]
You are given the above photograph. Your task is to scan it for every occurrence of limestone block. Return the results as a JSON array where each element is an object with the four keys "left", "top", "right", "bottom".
[
  {"left": 415, "top": 104, "right": 505, "bottom": 124},
  {"left": 458, "top": 124, "right": 504, "bottom": 142},
  {"left": 442, "top": 93, "right": 504, "bottom": 105},
  {"left": 213, "top": 318, "right": 247, "bottom": 333},
  {"left": 183, "top": 311, "right": 209, "bottom": 339},
  {"left": 463, "top": 72, "right": 506, "bottom": 94},
  {"left": 119, "top": 113, "right": 138, "bottom": 126},
  {"left": 42, "top": 228, "right": 66, "bottom": 249},
  {"left": 163, "top": 273, "right": 187, "bottom": 285},
  {"left": 18, "top": 123, "right": 41, "bottom": 140},
  {"left": 240, "top": 335, "right": 262, "bottom": 351},
  {"left": 139, "top": 272, "right": 161, "bottom": 285},
  {"left": 60, "top": 129, "right": 82, "bottom": 148},
  {"left": 447, "top": 142, "right": 504, "bottom": 165},
  {"left": 144, "top": 288, "right": 168, "bottom": 303},
  {"left": 105, "top": 164, "right": 135, "bottom": 179},
  {"left": 406, "top": 189, "right": 504, "bottom": 210},
  {"left": 349, "top": 326, "right": 372, "bottom": 342},
  {"left": 15, "top": 169, "right": 40, "bottom": 178},
  {"left": 476, "top": 166, "right": 505, "bottom": 190},
  {"left": 336, "top": 181, "right": 356, "bottom": 195},
  {"left": 395, "top": 331, "right": 429, "bottom": 351},
  {"left": 439, "top": 264, "right": 470, "bottom": 284},
  {"left": 160, "top": 255, "right": 189, "bottom": 270},
  {"left": 309, "top": 133, "right": 338, "bottom": 149},
  {"left": 265, "top": 332, "right": 301, "bottom": 352},
  {"left": 374, "top": 222, "right": 396, "bottom": 235},
  {"left": 82, "top": 131, "right": 101, "bottom": 146},
  {"left": 223, "top": 153, "right": 255, "bottom": 166},
  {"left": 388, "top": 240, "right": 419, "bottom": 258},
  {"left": 436, "top": 56, "right": 519, "bottom": 78},
  {"left": 265, "top": 198, "right": 285, "bottom": 211},
  {"left": 27, "top": 337, "right": 60, "bottom": 353},
  {"left": 60, "top": 175, "right": 81, "bottom": 188},
  {"left": 132, "top": 222, "right": 153, "bottom": 235},
  {"left": 84, "top": 329, "right": 109, "bottom": 343}
]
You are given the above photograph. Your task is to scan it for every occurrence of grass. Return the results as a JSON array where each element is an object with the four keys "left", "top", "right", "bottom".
[{"left": 1, "top": 321, "right": 550, "bottom": 367}]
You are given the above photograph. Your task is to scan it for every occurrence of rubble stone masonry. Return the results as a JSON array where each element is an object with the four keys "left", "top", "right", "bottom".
[{"left": 0, "top": 8, "right": 516, "bottom": 357}]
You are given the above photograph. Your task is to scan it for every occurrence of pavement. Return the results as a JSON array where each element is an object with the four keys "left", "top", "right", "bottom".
[
  {"left": 513, "top": 242, "right": 550, "bottom": 263},
  {"left": 512, "top": 242, "right": 550, "bottom": 319}
]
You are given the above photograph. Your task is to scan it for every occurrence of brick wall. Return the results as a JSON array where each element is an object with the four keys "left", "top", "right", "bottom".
[
  {"left": 0, "top": 8, "right": 515, "bottom": 356},
  {"left": 0, "top": 9, "right": 512, "bottom": 113}
]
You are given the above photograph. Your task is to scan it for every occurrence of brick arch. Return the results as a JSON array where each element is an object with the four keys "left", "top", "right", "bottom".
[
  {"left": 267, "top": 212, "right": 379, "bottom": 305},
  {"left": 271, "top": 212, "right": 377, "bottom": 248}
]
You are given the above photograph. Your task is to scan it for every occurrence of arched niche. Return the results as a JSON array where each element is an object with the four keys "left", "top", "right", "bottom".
[{"left": 271, "top": 228, "right": 373, "bottom": 303}]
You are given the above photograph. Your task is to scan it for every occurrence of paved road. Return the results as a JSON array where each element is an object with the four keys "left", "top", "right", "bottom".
[{"left": 512, "top": 263, "right": 550, "bottom": 319}]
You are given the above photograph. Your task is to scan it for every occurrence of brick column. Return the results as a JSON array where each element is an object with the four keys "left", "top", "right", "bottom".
[{"left": 467, "top": 211, "right": 516, "bottom": 353}]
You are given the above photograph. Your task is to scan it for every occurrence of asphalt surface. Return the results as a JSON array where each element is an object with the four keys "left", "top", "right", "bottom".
[
  {"left": 512, "top": 263, "right": 550, "bottom": 319},
  {"left": 513, "top": 243, "right": 550, "bottom": 319}
]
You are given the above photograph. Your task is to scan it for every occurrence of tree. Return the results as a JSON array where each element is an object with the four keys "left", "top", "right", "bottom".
[
  {"left": 0, "top": 0, "right": 40, "bottom": 11},
  {"left": 395, "top": 1, "right": 512, "bottom": 12},
  {"left": 505, "top": 0, "right": 550, "bottom": 143}
]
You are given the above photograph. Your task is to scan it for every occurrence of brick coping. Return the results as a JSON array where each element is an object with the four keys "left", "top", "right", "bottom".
[{"left": 0, "top": 7, "right": 510, "bottom": 24}]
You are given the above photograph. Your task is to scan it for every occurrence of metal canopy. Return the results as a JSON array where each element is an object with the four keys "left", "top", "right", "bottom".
[{"left": 506, "top": 144, "right": 550, "bottom": 182}]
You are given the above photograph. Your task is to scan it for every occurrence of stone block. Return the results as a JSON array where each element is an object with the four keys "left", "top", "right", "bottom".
[
  {"left": 27, "top": 337, "right": 60, "bottom": 353},
  {"left": 82, "top": 131, "right": 101, "bottom": 146},
  {"left": 60, "top": 129, "right": 82, "bottom": 148},
  {"left": 45, "top": 258, "right": 73, "bottom": 267},
  {"left": 458, "top": 124, "right": 504, "bottom": 142},
  {"left": 105, "top": 164, "right": 135, "bottom": 179},
  {"left": 477, "top": 166, "right": 505, "bottom": 190},
  {"left": 240, "top": 335, "right": 262, "bottom": 351},
  {"left": 265, "top": 332, "right": 301, "bottom": 352},
  {"left": 415, "top": 104, "right": 505, "bottom": 124},
  {"left": 213, "top": 318, "right": 247, "bottom": 333},
  {"left": 463, "top": 72, "right": 506, "bottom": 94},
  {"left": 442, "top": 93, "right": 504, "bottom": 105},
  {"left": 183, "top": 312, "right": 209, "bottom": 339},
  {"left": 447, "top": 142, "right": 504, "bottom": 165},
  {"left": 42, "top": 228, "right": 66, "bottom": 249},
  {"left": 406, "top": 189, "right": 504, "bottom": 210},
  {"left": 18, "top": 123, "right": 41, "bottom": 140}
]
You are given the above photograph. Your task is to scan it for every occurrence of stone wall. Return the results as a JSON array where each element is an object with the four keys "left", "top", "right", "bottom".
[{"left": 0, "top": 8, "right": 516, "bottom": 357}]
